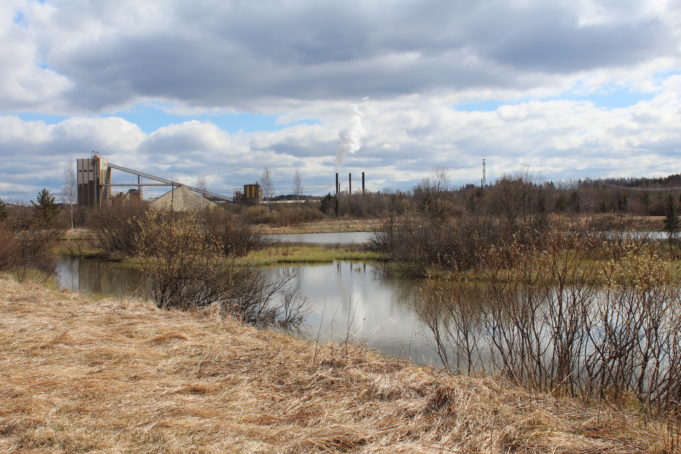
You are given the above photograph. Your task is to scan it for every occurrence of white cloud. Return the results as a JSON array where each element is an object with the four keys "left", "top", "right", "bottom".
[
  {"left": 2, "top": 83, "right": 681, "bottom": 200},
  {"left": 1, "top": 0, "right": 679, "bottom": 112},
  {"left": 2, "top": 1, "right": 681, "bottom": 200}
]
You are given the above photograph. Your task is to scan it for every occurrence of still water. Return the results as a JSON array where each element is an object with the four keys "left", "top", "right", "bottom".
[
  {"left": 55, "top": 230, "right": 673, "bottom": 371},
  {"left": 263, "top": 231, "right": 375, "bottom": 246},
  {"left": 56, "top": 257, "right": 445, "bottom": 367}
]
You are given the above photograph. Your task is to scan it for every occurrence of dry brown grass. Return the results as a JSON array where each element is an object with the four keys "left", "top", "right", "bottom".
[{"left": 0, "top": 278, "right": 673, "bottom": 453}]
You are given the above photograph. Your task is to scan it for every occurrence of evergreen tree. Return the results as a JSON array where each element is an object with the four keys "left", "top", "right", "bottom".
[
  {"left": 664, "top": 194, "right": 679, "bottom": 234},
  {"left": 319, "top": 193, "right": 337, "bottom": 215},
  {"left": 32, "top": 189, "right": 58, "bottom": 227},
  {"left": 663, "top": 194, "right": 679, "bottom": 256},
  {"left": 0, "top": 198, "right": 6, "bottom": 220}
]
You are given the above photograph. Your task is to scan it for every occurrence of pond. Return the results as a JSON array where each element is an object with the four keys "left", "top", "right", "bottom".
[
  {"left": 55, "top": 230, "right": 679, "bottom": 389},
  {"left": 263, "top": 231, "right": 375, "bottom": 246}
]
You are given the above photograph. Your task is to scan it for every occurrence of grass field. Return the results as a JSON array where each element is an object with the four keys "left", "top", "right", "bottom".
[{"left": 0, "top": 277, "right": 674, "bottom": 453}]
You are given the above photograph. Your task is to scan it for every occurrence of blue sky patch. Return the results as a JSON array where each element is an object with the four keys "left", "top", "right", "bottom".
[
  {"left": 454, "top": 100, "right": 506, "bottom": 112},
  {"left": 13, "top": 11, "right": 26, "bottom": 26},
  {"left": 16, "top": 113, "right": 68, "bottom": 124},
  {"left": 109, "top": 105, "right": 319, "bottom": 134},
  {"left": 566, "top": 89, "right": 654, "bottom": 109},
  {"left": 14, "top": 106, "right": 320, "bottom": 134},
  {"left": 454, "top": 86, "right": 654, "bottom": 113}
]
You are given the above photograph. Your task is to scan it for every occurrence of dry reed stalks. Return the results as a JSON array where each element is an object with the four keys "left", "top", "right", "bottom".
[{"left": 0, "top": 278, "right": 672, "bottom": 453}]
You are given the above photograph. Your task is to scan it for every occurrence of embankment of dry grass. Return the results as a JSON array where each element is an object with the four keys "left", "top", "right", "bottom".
[{"left": 0, "top": 278, "right": 673, "bottom": 453}]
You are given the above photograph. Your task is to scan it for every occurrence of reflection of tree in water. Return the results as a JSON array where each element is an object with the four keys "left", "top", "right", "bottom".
[
  {"left": 413, "top": 280, "right": 493, "bottom": 374},
  {"left": 63, "top": 259, "right": 145, "bottom": 299},
  {"left": 371, "top": 264, "right": 422, "bottom": 310},
  {"left": 411, "top": 242, "right": 681, "bottom": 418}
]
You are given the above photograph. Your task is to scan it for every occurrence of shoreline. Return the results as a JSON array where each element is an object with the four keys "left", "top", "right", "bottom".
[{"left": 0, "top": 277, "right": 670, "bottom": 453}]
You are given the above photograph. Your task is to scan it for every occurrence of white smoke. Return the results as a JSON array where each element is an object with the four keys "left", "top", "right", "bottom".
[{"left": 336, "top": 106, "right": 365, "bottom": 167}]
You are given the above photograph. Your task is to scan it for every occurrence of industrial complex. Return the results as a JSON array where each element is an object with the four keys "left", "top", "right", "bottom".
[{"left": 76, "top": 153, "right": 262, "bottom": 210}]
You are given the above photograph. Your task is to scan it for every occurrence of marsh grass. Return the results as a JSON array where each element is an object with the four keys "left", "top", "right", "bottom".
[
  {"left": 0, "top": 277, "right": 673, "bottom": 453},
  {"left": 53, "top": 238, "right": 105, "bottom": 259},
  {"left": 256, "top": 218, "right": 383, "bottom": 234},
  {"left": 241, "top": 246, "right": 383, "bottom": 266}
]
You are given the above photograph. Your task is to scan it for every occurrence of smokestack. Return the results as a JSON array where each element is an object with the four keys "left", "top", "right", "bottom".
[
  {"left": 348, "top": 173, "right": 352, "bottom": 196},
  {"left": 481, "top": 158, "right": 486, "bottom": 188},
  {"left": 362, "top": 172, "right": 365, "bottom": 195},
  {"left": 335, "top": 173, "right": 339, "bottom": 196}
]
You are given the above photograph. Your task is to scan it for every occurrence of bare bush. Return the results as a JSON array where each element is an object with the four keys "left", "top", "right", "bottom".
[
  {"left": 374, "top": 175, "right": 553, "bottom": 274},
  {"left": 88, "top": 201, "right": 147, "bottom": 257},
  {"left": 0, "top": 223, "right": 19, "bottom": 271},
  {"left": 417, "top": 233, "right": 681, "bottom": 417},
  {"left": 201, "top": 208, "right": 260, "bottom": 256},
  {"left": 243, "top": 204, "right": 324, "bottom": 226},
  {"left": 374, "top": 212, "right": 546, "bottom": 274},
  {"left": 0, "top": 208, "right": 60, "bottom": 276},
  {"left": 417, "top": 283, "right": 485, "bottom": 374},
  {"left": 134, "top": 210, "right": 303, "bottom": 327},
  {"left": 14, "top": 228, "right": 58, "bottom": 274}
]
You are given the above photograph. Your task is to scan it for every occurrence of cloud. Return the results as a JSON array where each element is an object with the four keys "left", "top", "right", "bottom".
[
  {"left": 2, "top": 1, "right": 681, "bottom": 200},
  {"left": 1, "top": 0, "right": 678, "bottom": 112},
  {"left": 3, "top": 80, "right": 681, "bottom": 201}
]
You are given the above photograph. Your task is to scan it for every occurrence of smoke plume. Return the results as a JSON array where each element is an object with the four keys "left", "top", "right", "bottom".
[{"left": 336, "top": 107, "right": 365, "bottom": 167}]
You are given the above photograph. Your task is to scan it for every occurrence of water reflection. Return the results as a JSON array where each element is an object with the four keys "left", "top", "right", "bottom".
[
  {"left": 263, "top": 231, "right": 375, "bottom": 247},
  {"left": 56, "top": 259, "right": 146, "bottom": 298}
]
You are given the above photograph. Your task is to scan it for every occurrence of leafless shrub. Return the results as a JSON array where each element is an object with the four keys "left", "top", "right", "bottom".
[
  {"left": 417, "top": 232, "right": 681, "bottom": 417},
  {"left": 480, "top": 232, "right": 600, "bottom": 393},
  {"left": 374, "top": 175, "right": 554, "bottom": 274},
  {"left": 14, "top": 228, "right": 58, "bottom": 274},
  {"left": 417, "top": 283, "right": 485, "bottom": 374},
  {"left": 375, "top": 212, "right": 546, "bottom": 275},
  {"left": 243, "top": 204, "right": 324, "bottom": 226},
  {"left": 88, "top": 201, "right": 148, "bottom": 258},
  {"left": 243, "top": 205, "right": 276, "bottom": 224},
  {"left": 0, "top": 223, "right": 20, "bottom": 271},
  {"left": 201, "top": 208, "right": 260, "bottom": 256},
  {"left": 586, "top": 241, "right": 681, "bottom": 414},
  {"left": 134, "top": 210, "right": 303, "bottom": 328},
  {"left": 0, "top": 216, "right": 58, "bottom": 276},
  {"left": 336, "top": 191, "right": 409, "bottom": 218}
]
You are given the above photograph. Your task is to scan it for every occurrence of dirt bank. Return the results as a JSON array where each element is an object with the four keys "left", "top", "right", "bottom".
[{"left": 0, "top": 278, "right": 670, "bottom": 453}]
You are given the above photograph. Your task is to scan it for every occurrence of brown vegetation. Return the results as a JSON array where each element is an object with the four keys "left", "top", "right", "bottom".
[
  {"left": 0, "top": 278, "right": 673, "bottom": 453},
  {"left": 88, "top": 200, "right": 148, "bottom": 258},
  {"left": 133, "top": 210, "right": 301, "bottom": 327},
  {"left": 416, "top": 233, "right": 681, "bottom": 422},
  {"left": 0, "top": 200, "right": 61, "bottom": 278},
  {"left": 88, "top": 202, "right": 262, "bottom": 259}
]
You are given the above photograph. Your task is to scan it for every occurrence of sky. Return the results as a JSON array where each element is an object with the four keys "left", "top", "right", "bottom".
[{"left": 1, "top": 0, "right": 681, "bottom": 201}]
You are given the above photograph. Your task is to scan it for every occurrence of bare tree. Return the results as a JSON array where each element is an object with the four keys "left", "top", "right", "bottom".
[
  {"left": 293, "top": 169, "right": 303, "bottom": 206},
  {"left": 63, "top": 160, "right": 76, "bottom": 229},
  {"left": 260, "top": 167, "right": 273, "bottom": 210},
  {"left": 196, "top": 176, "right": 208, "bottom": 193}
]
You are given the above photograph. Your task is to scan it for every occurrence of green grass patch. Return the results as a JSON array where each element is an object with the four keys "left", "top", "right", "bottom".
[
  {"left": 239, "top": 246, "right": 385, "bottom": 266},
  {"left": 53, "top": 240, "right": 106, "bottom": 259}
]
